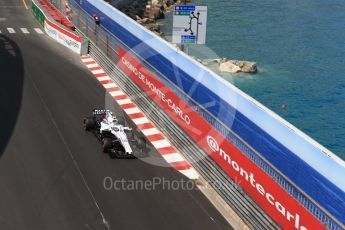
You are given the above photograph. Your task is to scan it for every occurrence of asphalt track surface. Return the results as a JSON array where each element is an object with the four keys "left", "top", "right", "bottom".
[{"left": 0, "top": 1, "right": 232, "bottom": 229}]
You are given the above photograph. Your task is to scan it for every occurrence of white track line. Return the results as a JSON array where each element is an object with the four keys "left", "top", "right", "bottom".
[
  {"left": 20, "top": 28, "right": 29, "bottom": 34},
  {"left": 34, "top": 28, "right": 44, "bottom": 34},
  {"left": 7, "top": 28, "right": 15, "bottom": 33}
]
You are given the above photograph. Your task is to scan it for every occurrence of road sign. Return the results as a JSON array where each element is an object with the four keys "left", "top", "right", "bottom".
[{"left": 172, "top": 5, "right": 207, "bottom": 44}]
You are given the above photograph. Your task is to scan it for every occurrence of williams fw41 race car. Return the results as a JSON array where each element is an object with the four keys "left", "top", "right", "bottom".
[{"left": 83, "top": 109, "right": 146, "bottom": 158}]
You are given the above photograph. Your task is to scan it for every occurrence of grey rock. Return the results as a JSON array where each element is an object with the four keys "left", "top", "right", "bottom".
[
  {"left": 231, "top": 60, "right": 257, "bottom": 73},
  {"left": 219, "top": 61, "right": 242, "bottom": 73}
]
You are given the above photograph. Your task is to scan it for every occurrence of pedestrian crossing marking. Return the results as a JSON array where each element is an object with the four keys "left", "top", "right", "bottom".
[
  {"left": 0, "top": 27, "right": 45, "bottom": 35},
  {"left": 34, "top": 28, "right": 44, "bottom": 34},
  {"left": 20, "top": 28, "right": 29, "bottom": 34},
  {"left": 7, "top": 28, "right": 15, "bottom": 33}
]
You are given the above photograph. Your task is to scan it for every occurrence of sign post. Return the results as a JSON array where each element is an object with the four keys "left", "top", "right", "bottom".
[{"left": 172, "top": 5, "right": 208, "bottom": 46}]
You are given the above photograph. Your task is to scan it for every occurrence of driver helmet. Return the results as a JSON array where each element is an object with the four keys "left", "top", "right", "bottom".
[{"left": 104, "top": 111, "right": 112, "bottom": 122}]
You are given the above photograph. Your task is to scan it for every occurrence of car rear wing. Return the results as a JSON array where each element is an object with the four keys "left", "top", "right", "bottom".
[{"left": 93, "top": 109, "right": 110, "bottom": 116}]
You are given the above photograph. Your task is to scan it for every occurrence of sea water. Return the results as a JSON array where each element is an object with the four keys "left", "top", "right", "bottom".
[{"left": 160, "top": 0, "right": 345, "bottom": 160}]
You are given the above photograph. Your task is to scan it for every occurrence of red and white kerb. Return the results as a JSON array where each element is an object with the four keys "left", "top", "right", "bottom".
[{"left": 81, "top": 55, "right": 199, "bottom": 180}]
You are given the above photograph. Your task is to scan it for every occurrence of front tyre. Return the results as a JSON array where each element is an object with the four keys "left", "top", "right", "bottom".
[{"left": 83, "top": 117, "right": 95, "bottom": 131}]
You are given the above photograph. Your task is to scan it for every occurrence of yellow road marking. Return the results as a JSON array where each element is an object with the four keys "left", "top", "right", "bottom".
[{"left": 22, "top": 0, "right": 29, "bottom": 10}]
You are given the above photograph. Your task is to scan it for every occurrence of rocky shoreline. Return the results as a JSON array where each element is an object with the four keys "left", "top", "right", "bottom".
[
  {"left": 107, "top": 0, "right": 257, "bottom": 74},
  {"left": 107, "top": 0, "right": 188, "bottom": 20},
  {"left": 107, "top": 0, "right": 191, "bottom": 37}
]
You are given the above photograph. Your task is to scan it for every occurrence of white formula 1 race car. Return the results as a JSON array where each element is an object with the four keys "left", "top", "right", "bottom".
[{"left": 83, "top": 109, "right": 146, "bottom": 158}]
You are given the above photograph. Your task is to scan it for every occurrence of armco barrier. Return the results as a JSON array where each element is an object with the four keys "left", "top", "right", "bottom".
[
  {"left": 69, "top": 1, "right": 345, "bottom": 229},
  {"left": 31, "top": 0, "right": 85, "bottom": 54}
]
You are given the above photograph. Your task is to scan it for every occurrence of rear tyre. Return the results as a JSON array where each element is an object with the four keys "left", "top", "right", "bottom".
[
  {"left": 102, "top": 138, "right": 113, "bottom": 153},
  {"left": 109, "top": 150, "right": 117, "bottom": 159},
  {"left": 83, "top": 117, "right": 95, "bottom": 131}
]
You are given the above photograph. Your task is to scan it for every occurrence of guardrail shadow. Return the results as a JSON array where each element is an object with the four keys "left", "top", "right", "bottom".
[{"left": 0, "top": 35, "right": 24, "bottom": 158}]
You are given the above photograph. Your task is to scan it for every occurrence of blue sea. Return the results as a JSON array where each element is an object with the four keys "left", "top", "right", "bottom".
[{"left": 160, "top": 0, "right": 345, "bottom": 160}]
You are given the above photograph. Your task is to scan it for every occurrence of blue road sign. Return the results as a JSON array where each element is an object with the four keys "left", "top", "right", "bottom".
[
  {"left": 181, "top": 35, "right": 196, "bottom": 44},
  {"left": 174, "top": 5, "right": 196, "bottom": 12}
]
